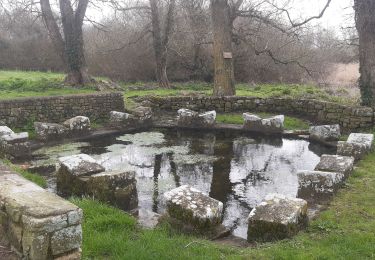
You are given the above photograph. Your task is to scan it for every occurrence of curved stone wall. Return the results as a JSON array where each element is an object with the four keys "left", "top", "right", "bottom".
[{"left": 137, "top": 96, "right": 374, "bottom": 130}]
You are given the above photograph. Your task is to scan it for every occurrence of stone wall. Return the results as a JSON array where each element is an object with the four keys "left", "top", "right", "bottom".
[
  {"left": 0, "top": 92, "right": 124, "bottom": 128},
  {"left": 0, "top": 164, "right": 82, "bottom": 259},
  {"left": 137, "top": 96, "right": 374, "bottom": 130}
]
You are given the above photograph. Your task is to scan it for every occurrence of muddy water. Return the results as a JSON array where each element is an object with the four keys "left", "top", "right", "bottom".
[{"left": 23, "top": 129, "right": 335, "bottom": 239}]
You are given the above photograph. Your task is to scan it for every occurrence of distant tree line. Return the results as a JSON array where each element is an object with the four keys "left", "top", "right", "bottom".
[{"left": 0, "top": 1, "right": 357, "bottom": 92}]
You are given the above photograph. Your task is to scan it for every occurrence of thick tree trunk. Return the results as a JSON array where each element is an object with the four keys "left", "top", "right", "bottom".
[
  {"left": 41, "top": 0, "right": 91, "bottom": 87},
  {"left": 211, "top": 0, "right": 235, "bottom": 96},
  {"left": 355, "top": 0, "right": 375, "bottom": 106},
  {"left": 149, "top": 0, "right": 176, "bottom": 88}
]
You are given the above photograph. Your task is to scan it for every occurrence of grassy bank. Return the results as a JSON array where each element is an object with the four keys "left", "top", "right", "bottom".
[
  {"left": 0, "top": 70, "right": 356, "bottom": 106},
  {"left": 72, "top": 149, "right": 375, "bottom": 259}
]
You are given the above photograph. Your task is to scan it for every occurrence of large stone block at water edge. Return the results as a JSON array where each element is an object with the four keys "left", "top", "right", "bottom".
[
  {"left": 34, "top": 122, "right": 68, "bottom": 141},
  {"left": 315, "top": 154, "right": 354, "bottom": 178},
  {"left": 87, "top": 170, "right": 138, "bottom": 210},
  {"left": 309, "top": 124, "right": 341, "bottom": 142},
  {"left": 243, "top": 113, "right": 284, "bottom": 134},
  {"left": 57, "top": 154, "right": 105, "bottom": 196},
  {"left": 337, "top": 141, "right": 368, "bottom": 161},
  {"left": 63, "top": 116, "right": 91, "bottom": 134},
  {"left": 347, "top": 133, "right": 374, "bottom": 151},
  {"left": 297, "top": 170, "right": 344, "bottom": 202},
  {"left": 164, "top": 185, "right": 223, "bottom": 230},
  {"left": 247, "top": 194, "right": 308, "bottom": 242},
  {"left": 177, "top": 109, "right": 216, "bottom": 128}
]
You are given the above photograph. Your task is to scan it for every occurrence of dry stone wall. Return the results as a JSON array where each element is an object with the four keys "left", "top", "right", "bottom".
[
  {"left": 138, "top": 96, "right": 374, "bottom": 130},
  {"left": 0, "top": 92, "right": 124, "bottom": 128}
]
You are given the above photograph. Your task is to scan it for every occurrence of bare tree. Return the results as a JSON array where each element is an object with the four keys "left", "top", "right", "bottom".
[
  {"left": 40, "top": 0, "right": 92, "bottom": 86},
  {"left": 211, "top": 0, "right": 235, "bottom": 96},
  {"left": 354, "top": 0, "right": 375, "bottom": 106},
  {"left": 149, "top": 0, "right": 176, "bottom": 88}
]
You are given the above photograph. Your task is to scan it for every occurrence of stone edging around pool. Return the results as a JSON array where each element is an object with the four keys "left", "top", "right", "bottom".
[
  {"left": 0, "top": 164, "right": 83, "bottom": 260},
  {"left": 134, "top": 96, "right": 374, "bottom": 130}
]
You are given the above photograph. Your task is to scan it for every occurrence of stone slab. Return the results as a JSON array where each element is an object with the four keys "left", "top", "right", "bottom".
[
  {"left": 337, "top": 141, "right": 368, "bottom": 161},
  {"left": 347, "top": 133, "right": 374, "bottom": 151},
  {"left": 315, "top": 154, "right": 354, "bottom": 178},
  {"left": 309, "top": 124, "right": 341, "bottom": 142},
  {"left": 297, "top": 170, "right": 344, "bottom": 202},
  {"left": 58, "top": 154, "right": 105, "bottom": 177},
  {"left": 247, "top": 194, "right": 308, "bottom": 242},
  {"left": 164, "top": 185, "right": 223, "bottom": 230}
]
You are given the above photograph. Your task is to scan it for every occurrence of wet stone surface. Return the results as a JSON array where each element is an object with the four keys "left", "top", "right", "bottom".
[{"left": 18, "top": 128, "right": 335, "bottom": 239}]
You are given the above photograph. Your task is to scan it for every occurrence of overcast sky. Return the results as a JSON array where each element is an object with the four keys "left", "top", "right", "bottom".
[
  {"left": 87, "top": 0, "right": 355, "bottom": 33},
  {"left": 286, "top": 0, "right": 354, "bottom": 30}
]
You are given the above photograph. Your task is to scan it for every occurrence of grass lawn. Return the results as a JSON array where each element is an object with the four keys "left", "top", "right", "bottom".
[
  {"left": 0, "top": 70, "right": 356, "bottom": 106},
  {"left": 216, "top": 113, "right": 310, "bottom": 130},
  {"left": 71, "top": 149, "right": 375, "bottom": 259}
]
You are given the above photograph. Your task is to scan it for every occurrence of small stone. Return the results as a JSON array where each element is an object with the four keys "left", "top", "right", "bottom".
[
  {"left": 247, "top": 193, "right": 308, "bottom": 242},
  {"left": 22, "top": 230, "right": 49, "bottom": 260},
  {"left": 297, "top": 170, "right": 344, "bottom": 202},
  {"left": 315, "top": 154, "right": 354, "bottom": 178},
  {"left": 0, "top": 126, "right": 14, "bottom": 136},
  {"left": 309, "top": 125, "right": 341, "bottom": 142},
  {"left": 51, "top": 225, "right": 82, "bottom": 256}
]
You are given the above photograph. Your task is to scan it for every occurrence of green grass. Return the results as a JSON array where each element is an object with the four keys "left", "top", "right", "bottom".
[
  {"left": 216, "top": 113, "right": 310, "bottom": 130},
  {"left": 4, "top": 160, "right": 47, "bottom": 188},
  {"left": 72, "top": 148, "right": 375, "bottom": 259},
  {"left": 0, "top": 70, "right": 96, "bottom": 99},
  {"left": 0, "top": 70, "right": 357, "bottom": 106}
]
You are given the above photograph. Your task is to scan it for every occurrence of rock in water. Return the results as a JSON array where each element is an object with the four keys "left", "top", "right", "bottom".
[
  {"left": 164, "top": 185, "right": 223, "bottom": 231},
  {"left": 309, "top": 124, "right": 341, "bottom": 143},
  {"left": 247, "top": 193, "right": 308, "bottom": 242}
]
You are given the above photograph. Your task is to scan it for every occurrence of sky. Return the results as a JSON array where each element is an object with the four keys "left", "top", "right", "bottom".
[
  {"left": 284, "top": 0, "right": 354, "bottom": 30},
  {"left": 87, "top": 0, "right": 355, "bottom": 33}
]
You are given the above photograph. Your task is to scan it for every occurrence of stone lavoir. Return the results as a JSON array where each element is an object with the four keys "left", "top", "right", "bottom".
[{"left": 1, "top": 91, "right": 374, "bottom": 258}]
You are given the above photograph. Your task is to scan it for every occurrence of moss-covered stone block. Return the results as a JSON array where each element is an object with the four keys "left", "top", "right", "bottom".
[
  {"left": 247, "top": 194, "right": 308, "bottom": 242},
  {"left": 164, "top": 185, "right": 223, "bottom": 232}
]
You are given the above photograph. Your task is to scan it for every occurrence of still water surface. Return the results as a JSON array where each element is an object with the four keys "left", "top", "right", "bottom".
[{"left": 28, "top": 129, "right": 335, "bottom": 238}]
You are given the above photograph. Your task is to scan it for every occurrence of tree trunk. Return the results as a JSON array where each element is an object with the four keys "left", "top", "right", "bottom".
[
  {"left": 211, "top": 0, "right": 235, "bottom": 96},
  {"left": 149, "top": 0, "right": 176, "bottom": 88},
  {"left": 355, "top": 0, "right": 375, "bottom": 106},
  {"left": 41, "top": 0, "right": 91, "bottom": 87}
]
